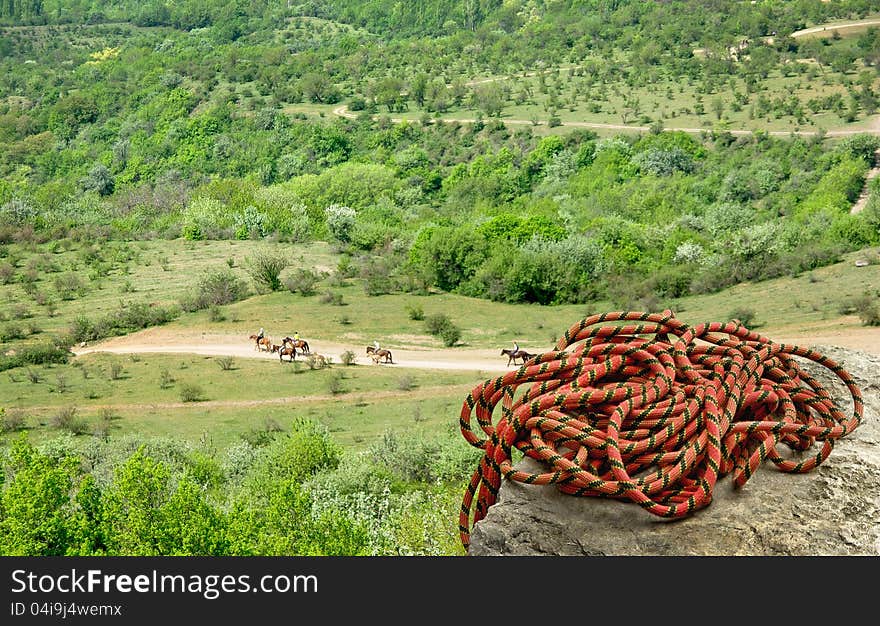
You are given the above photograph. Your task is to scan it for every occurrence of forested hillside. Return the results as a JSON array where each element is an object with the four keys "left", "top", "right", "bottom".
[{"left": 2, "top": 0, "right": 880, "bottom": 309}]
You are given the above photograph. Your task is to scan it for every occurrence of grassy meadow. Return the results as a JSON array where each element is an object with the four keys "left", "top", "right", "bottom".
[{"left": 2, "top": 235, "right": 878, "bottom": 455}]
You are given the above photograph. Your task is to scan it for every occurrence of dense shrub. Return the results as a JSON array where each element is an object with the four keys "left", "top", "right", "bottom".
[
  {"left": 423, "top": 313, "right": 461, "bottom": 346},
  {"left": 284, "top": 267, "right": 321, "bottom": 296},
  {"left": 324, "top": 204, "right": 356, "bottom": 243},
  {"left": 180, "top": 269, "right": 250, "bottom": 312},
  {"left": 853, "top": 292, "right": 880, "bottom": 326},
  {"left": 0, "top": 408, "right": 27, "bottom": 433},
  {"left": 0, "top": 341, "right": 71, "bottom": 372},
  {"left": 178, "top": 383, "right": 206, "bottom": 403},
  {"left": 51, "top": 406, "right": 89, "bottom": 435},
  {"left": 728, "top": 307, "right": 758, "bottom": 328},
  {"left": 423, "top": 313, "right": 453, "bottom": 335},
  {"left": 245, "top": 251, "right": 289, "bottom": 292},
  {"left": 68, "top": 302, "right": 180, "bottom": 344}
]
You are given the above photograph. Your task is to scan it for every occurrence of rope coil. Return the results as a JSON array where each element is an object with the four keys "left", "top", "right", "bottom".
[{"left": 458, "top": 310, "right": 864, "bottom": 551}]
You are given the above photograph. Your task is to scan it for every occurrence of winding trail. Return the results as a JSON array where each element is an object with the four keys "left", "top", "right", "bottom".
[
  {"left": 74, "top": 332, "right": 514, "bottom": 374},
  {"left": 790, "top": 19, "right": 880, "bottom": 39},
  {"left": 74, "top": 323, "right": 880, "bottom": 370}
]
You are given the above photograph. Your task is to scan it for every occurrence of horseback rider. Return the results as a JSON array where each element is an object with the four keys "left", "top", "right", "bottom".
[
  {"left": 373, "top": 340, "right": 381, "bottom": 352},
  {"left": 256, "top": 327, "right": 265, "bottom": 346},
  {"left": 294, "top": 331, "right": 300, "bottom": 342},
  {"left": 513, "top": 340, "right": 520, "bottom": 353}
]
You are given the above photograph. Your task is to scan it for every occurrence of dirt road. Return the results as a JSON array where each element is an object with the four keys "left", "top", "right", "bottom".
[
  {"left": 73, "top": 324, "right": 880, "bottom": 370},
  {"left": 74, "top": 331, "right": 515, "bottom": 373},
  {"left": 791, "top": 19, "right": 880, "bottom": 39}
]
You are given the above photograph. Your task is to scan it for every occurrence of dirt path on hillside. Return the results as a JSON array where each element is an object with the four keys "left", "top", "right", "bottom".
[
  {"left": 74, "top": 330, "right": 515, "bottom": 373},
  {"left": 791, "top": 19, "right": 880, "bottom": 39}
]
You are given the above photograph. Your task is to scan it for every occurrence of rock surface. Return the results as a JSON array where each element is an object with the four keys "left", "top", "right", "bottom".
[{"left": 468, "top": 345, "right": 880, "bottom": 556}]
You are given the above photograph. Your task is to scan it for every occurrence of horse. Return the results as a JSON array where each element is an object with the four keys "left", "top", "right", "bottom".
[
  {"left": 282, "top": 337, "right": 311, "bottom": 354},
  {"left": 278, "top": 344, "right": 296, "bottom": 363},
  {"left": 249, "top": 334, "right": 272, "bottom": 352},
  {"left": 366, "top": 345, "right": 393, "bottom": 364},
  {"left": 501, "top": 348, "right": 535, "bottom": 366}
]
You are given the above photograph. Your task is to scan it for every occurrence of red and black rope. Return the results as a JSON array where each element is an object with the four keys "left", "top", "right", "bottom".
[{"left": 458, "top": 310, "right": 864, "bottom": 550}]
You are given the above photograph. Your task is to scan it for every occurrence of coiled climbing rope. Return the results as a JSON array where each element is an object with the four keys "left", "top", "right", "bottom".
[{"left": 458, "top": 310, "right": 864, "bottom": 551}]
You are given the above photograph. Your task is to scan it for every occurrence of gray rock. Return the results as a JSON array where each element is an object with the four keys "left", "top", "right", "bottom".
[{"left": 468, "top": 345, "right": 880, "bottom": 556}]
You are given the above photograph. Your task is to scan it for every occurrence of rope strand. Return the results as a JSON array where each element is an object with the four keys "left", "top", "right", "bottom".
[{"left": 458, "top": 310, "right": 864, "bottom": 551}]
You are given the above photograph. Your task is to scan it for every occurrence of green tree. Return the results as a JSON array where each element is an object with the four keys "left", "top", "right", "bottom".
[
  {"left": 0, "top": 438, "right": 79, "bottom": 556},
  {"left": 411, "top": 72, "right": 429, "bottom": 107}
]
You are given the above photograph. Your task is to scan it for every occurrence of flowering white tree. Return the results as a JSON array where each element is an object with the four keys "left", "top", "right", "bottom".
[{"left": 324, "top": 204, "right": 356, "bottom": 243}]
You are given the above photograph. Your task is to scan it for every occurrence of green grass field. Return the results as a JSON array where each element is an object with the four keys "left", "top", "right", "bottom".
[
  {"left": 2, "top": 236, "right": 878, "bottom": 455},
  {"left": 0, "top": 238, "right": 337, "bottom": 341},
  {"left": 0, "top": 350, "right": 476, "bottom": 450}
]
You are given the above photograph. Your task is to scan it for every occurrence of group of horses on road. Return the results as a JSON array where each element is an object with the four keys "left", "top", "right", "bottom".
[
  {"left": 249, "top": 332, "right": 534, "bottom": 368},
  {"left": 249, "top": 334, "right": 311, "bottom": 362}
]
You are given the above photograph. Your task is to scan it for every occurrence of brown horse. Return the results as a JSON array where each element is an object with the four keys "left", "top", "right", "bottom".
[
  {"left": 282, "top": 337, "right": 311, "bottom": 354},
  {"left": 278, "top": 344, "right": 296, "bottom": 362},
  {"left": 366, "top": 345, "right": 393, "bottom": 364},
  {"left": 501, "top": 348, "right": 535, "bottom": 366},
  {"left": 249, "top": 334, "right": 272, "bottom": 352}
]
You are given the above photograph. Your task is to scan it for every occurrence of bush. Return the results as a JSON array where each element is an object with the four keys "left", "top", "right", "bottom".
[
  {"left": 179, "top": 383, "right": 206, "bottom": 402},
  {"left": 54, "top": 273, "right": 86, "bottom": 301},
  {"left": 853, "top": 292, "right": 880, "bottom": 326},
  {"left": 326, "top": 371, "right": 345, "bottom": 394},
  {"left": 0, "top": 262, "right": 14, "bottom": 284},
  {"left": 728, "top": 307, "right": 758, "bottom": 328},
  {"left": 11, "top": 303, "right": 31, "bottom": 320},
  {"left": 319, "top": 290, "right": 345, "bottom": 306},
  {"left": 252, "top": 417, "right": 342, "bottom": 484},
  {"left": 284, "top": 267, "right": 321, "bottom": 296},
  {"left": 423, "top": 313, "right": 461, "bottom": 345},
  {"left": 0, "top": 407, "right": 27, "bottom": 433},
  {"left": 159, "top": 368, "right": 174, "bottom": 389},
  {"left": 108, "top": 362, "right": 124, "bottom": 380},
  {"left": 216, "top": 356, "right": 236, "bottom": 371},
  {"left": 68, "top": 302, "right": 180, "bottom": 344},
  {"left": 424, "top": 313, "right": 453, "bottom": 335},
  {"left": 438, "top": 323, "right": 462, "bottom": 347},
  {"left": 52, "top": 406, "right": 89, "bottom": 435},
  {"left": 180, "top": 269, "right": 250, "bottom": 312},
  {"left": 324, "top": 204, "right": 356, "bottom": 243},
  {"left": 245, "top": 251, "right": 289, "bottom": 292},
  {"left": 340, "top": 350, "right": 357, "bottom": 365},
  {"left": 406, "top": 303, "right": 424, "bottom": 321},
  {"left": 397, "top": 375, "right": 417, "bottom": 391},
  {"left": 367, "top": 430, "right": 438, "bottom": 484},
  {"left": 0, "top": 341, "right": 70, "bottom": 372},
  {"left": 0, "top": 324, "right": 25, "bottom": 342}
]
